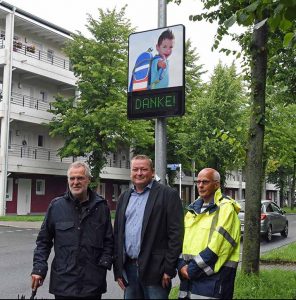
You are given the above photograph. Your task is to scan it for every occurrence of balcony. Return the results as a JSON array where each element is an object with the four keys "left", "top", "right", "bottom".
[
  {"left": 0, "top": 37, "right": 71, "bottom": 70},
  {"left": 8, "top": 143, "right": 75, "bottom": 163},
  {"left": 8, "top": 144, "right": 131, "bottom": 169},
  {"left": 10, "top": 91, "right": 53, "bottom": 112},
  {"left": 105, "top": 157, "right": 130, "bottom": 169}
]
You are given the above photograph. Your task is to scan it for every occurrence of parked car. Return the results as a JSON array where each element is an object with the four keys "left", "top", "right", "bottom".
[{"left": 238, "top": 200, "right": 288, "bottom": 242}]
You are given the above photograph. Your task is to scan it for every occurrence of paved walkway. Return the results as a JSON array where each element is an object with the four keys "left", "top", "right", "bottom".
[{"left": 0, "top": 221, "right": 42, "bottom": 229}]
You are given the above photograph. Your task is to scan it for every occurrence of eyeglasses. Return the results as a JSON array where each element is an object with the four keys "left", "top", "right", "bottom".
[{"left": 196, "top": 180, "right": 217, "bottom": 185}]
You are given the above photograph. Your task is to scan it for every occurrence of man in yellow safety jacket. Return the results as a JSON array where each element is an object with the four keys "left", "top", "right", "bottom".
[{"left": 178, "top": 168, "right": 241, "bottom": 299}]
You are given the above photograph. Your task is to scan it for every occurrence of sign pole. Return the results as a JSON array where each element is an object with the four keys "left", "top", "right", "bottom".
[
  {"left": 179, "top": 164, "right": 182, "bottom": 199},
  {"left": 155, "top": 0, "right": 167, "bottom": 184}
]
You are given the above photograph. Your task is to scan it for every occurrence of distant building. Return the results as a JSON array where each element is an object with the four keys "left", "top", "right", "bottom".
[{"left": 0, "top": 2, "right": 279, "bottom": 215}]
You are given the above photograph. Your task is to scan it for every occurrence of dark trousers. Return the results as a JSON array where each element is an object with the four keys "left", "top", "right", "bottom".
[
  {"left": 55, "top": 295, "right": 101, "bottom": 299},
  {"left": 124, "top": 260, "right": 171, "bottom": 299}
]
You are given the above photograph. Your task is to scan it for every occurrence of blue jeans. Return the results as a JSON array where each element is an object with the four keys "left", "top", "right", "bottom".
[{"left": 124, "top": 261, "right": 171, "bottom": 299}]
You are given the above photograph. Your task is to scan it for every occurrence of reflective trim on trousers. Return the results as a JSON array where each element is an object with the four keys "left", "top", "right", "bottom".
[{"left": 178, "top": 290, "right": 220, "bottom": 299}]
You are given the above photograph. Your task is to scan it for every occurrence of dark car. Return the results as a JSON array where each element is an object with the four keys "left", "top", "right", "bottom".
[{"left": 238, "top": 200, "right": 288, "bottom": 242}]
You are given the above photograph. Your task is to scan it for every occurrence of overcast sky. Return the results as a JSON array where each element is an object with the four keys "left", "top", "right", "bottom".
[{"left": 7, "top": 0, "right": 242, "bottom": 81}]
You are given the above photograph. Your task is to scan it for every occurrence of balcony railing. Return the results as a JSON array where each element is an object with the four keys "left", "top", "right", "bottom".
[
  {"left": 10, "top": 91, "right": 53, "bottom": 112},
  {"left": 8, "top": 144, "right": 131, "bottom": 169},
  {"left": 0, "top": 37, "right": 72, "bottom": 71},
  {"left": 8, "top": 144, "right": 75, "bottom": 163},
  {"left": 105, "top": 156, "right": 130, "bottom": 169}
]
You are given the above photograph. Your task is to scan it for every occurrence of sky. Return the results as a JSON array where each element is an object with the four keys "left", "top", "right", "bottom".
[{"left": 6, "top": 0, "right": 242, "bottom": 81}]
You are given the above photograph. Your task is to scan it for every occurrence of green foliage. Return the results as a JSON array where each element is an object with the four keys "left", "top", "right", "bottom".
[
  {"left": 170, "top": 0, "right": 295, "bottom": 275},
  {"left": 48, "top": 7, "right": 154, "bottom": 183},
  {"left": 170, "top": 62, "right": 248, "bottom": 184},
  {"left": 0, "top": 215, "right": 45, "bottom": 221},
  {"left": 260, "top": 242, "right": 296, "bottom": 262},
  {"left": 234, "top": 269, "right": 296, "bottom": 299},
  {"left": 166, "top": 39, "right": 205, "bottom": 173}
]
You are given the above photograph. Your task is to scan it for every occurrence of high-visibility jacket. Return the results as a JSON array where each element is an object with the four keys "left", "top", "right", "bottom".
[{"left": 178, "top": 188, "right": 241, "bottom": 299}]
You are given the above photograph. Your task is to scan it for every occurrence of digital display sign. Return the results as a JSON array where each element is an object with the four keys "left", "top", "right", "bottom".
[
  {"left": 128, "top": 87, "right": 184, "bottom": 119},
  {"left": 127, "top": 25, "right": 185, "bottom": 120}
]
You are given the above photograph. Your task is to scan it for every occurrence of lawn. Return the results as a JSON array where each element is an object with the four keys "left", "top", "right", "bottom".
[
  {"left": 169, "top": 242, "right": 296, "bottom": 299},
  {"left": 0, "top": 215, "right": 45, "bottom": 221}
]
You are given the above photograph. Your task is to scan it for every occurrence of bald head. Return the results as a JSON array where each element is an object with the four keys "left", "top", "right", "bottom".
[
  {"left": 197, "top": 168, "right": 221, "bottom": 203},
  {"left": 198, "top": 168, "right": 220, "bottom": 182}
]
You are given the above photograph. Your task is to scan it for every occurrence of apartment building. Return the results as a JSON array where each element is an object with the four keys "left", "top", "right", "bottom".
[
  {"left": 0, "top": 1, "right": 140, "bottom": 215},
  {"left": 0, "top": 2, "right": 279, "bottom": 215},
  {"left": 0, "top": 2, "right": 78, "bottom": 215}
]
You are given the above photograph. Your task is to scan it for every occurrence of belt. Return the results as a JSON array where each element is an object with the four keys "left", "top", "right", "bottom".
[{"left": 126, "top": 256, "right": 138, "bottom": 264}]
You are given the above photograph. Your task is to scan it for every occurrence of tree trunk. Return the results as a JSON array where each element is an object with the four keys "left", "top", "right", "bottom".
[
  {"left": 291, "top": 158, "right": 295, "bottom": 210},
  {"left": 241, "top": 20, "right": 268, "bottom": 274},
  {"left": 279, "top": 168, "right": 285, "bottom": 207}
]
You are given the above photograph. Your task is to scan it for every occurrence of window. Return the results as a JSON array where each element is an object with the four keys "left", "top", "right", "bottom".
[
  {"left": 97, "top": 183, "right": 105, "bottom": 198},
  {"left": 40, "top": 91, "right": 47, "bottom": 102},
  {"left": 47, "top": 49, "right": 54, "bottom": 62},
  {"left": 6, "top": 178, "right": 13, "bottom": 201},
  {"left": 112, "top": 184, "right": 119, "bottom": 202},
  {"left": 36, "top": 179, "right": 45, "bottom": 195},
  {"left": 8, "top": 130, "right": 12, "bottom": 149},
  {"left": 265, "top": 203, "right": 273, "bottom": 212},
  {"left": 37, "top": 135, "right": 44, "bottom": 147}
]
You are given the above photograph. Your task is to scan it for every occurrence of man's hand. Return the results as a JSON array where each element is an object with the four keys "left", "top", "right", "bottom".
[
  {"left": 31, "top": 274, "right": 44, "bottom": 291},
  {"left": 162, "top": 273, "right": 171, "bottom": 288},
  {"left": 180, "top": 265, "right": 190, "bottom": 280},
  {"left": 117, "top": 277, "right": 127, "bottom": 290}
]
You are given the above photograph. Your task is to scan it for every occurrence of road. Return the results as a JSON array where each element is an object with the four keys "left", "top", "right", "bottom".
[{"left": 0, "top": 214, "right": 295, "bottom": 299}]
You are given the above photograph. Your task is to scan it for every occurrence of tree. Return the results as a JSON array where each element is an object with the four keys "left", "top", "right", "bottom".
[
  {"left": 168, "top": 0, "right": 296, "bottom": 274},
  {"left": 170, "top": 61, "right": 247, "bottom": 186},
  {"left": 265, "top": 102, "right": 296, "bottom": 208},
  {"left": 166, "top": 39, "right": 205, "bottom": 171},
  {"left": 48, "top": 7, "right": 154, "bottom": 183}
]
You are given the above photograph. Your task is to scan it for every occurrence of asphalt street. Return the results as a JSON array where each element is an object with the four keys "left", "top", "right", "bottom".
[{"left": 0, "top": 214, "right": 295, "bottom": 299}]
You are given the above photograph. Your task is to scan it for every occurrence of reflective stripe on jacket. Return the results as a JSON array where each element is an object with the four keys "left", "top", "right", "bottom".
[{"left": 178, "top": 188, "right": 241, "bottom": 299}]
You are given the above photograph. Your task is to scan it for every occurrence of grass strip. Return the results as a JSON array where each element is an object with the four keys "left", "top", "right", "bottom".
[
  {"left": 169, "top": 269, "right": 296, "bottom": 299},
  {"left": 260, "top": 242, "right": 296, "bottom": 263}
]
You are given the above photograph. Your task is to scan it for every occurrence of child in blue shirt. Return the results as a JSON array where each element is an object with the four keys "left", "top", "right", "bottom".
[{"left": 150, "top": 29, "right": 175, "bottom": 89}]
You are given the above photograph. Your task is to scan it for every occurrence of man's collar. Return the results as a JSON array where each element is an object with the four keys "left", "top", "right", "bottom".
[{"left": 132, "top": 180, "right": 154, "bottom": 193}]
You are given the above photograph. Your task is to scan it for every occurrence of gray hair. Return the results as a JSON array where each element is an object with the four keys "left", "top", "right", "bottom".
[
  {"left": 213, "top": 170, "right": 221, "bottom": 182},
  {"left": 67, "top": 161, "right": 92, "bottom": 178}
]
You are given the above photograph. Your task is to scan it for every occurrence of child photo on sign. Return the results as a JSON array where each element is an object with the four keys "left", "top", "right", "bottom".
[
  {"left": 128, "top": 25, "right": 183, "bottom": 92},
  {"left": 150, "top": 29, "right": 175, "bottom": 89}
]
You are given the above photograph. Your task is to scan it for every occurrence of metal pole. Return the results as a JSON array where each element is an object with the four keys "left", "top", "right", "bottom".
[
  {"left": 155, "top": 0, "right": 167, "bottom": 184},
  {"left": 0, "top": 9, "right": 15, "bottom": 216},
  {"left": 191, "top": 160, "right": 196, "bottom": 203},
  {"left": 238, "top": 169, "right": 242, "bottom": 200},
  {"left": 179, "top": 164, "right": 182, "bottom": 199}
]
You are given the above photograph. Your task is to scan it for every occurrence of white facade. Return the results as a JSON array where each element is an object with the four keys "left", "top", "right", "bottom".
[{"left": 0, "top": 2, "right": 76, "bottom": 215}]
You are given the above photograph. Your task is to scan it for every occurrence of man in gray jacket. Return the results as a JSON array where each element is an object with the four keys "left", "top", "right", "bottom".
[{"left": 31, "top": 161, "right": 113, "bottom": 299}]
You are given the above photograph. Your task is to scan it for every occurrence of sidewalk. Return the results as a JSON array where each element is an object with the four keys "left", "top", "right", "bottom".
[{"left": 0, "top": 221, "right": 42, "bottom": 229}]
